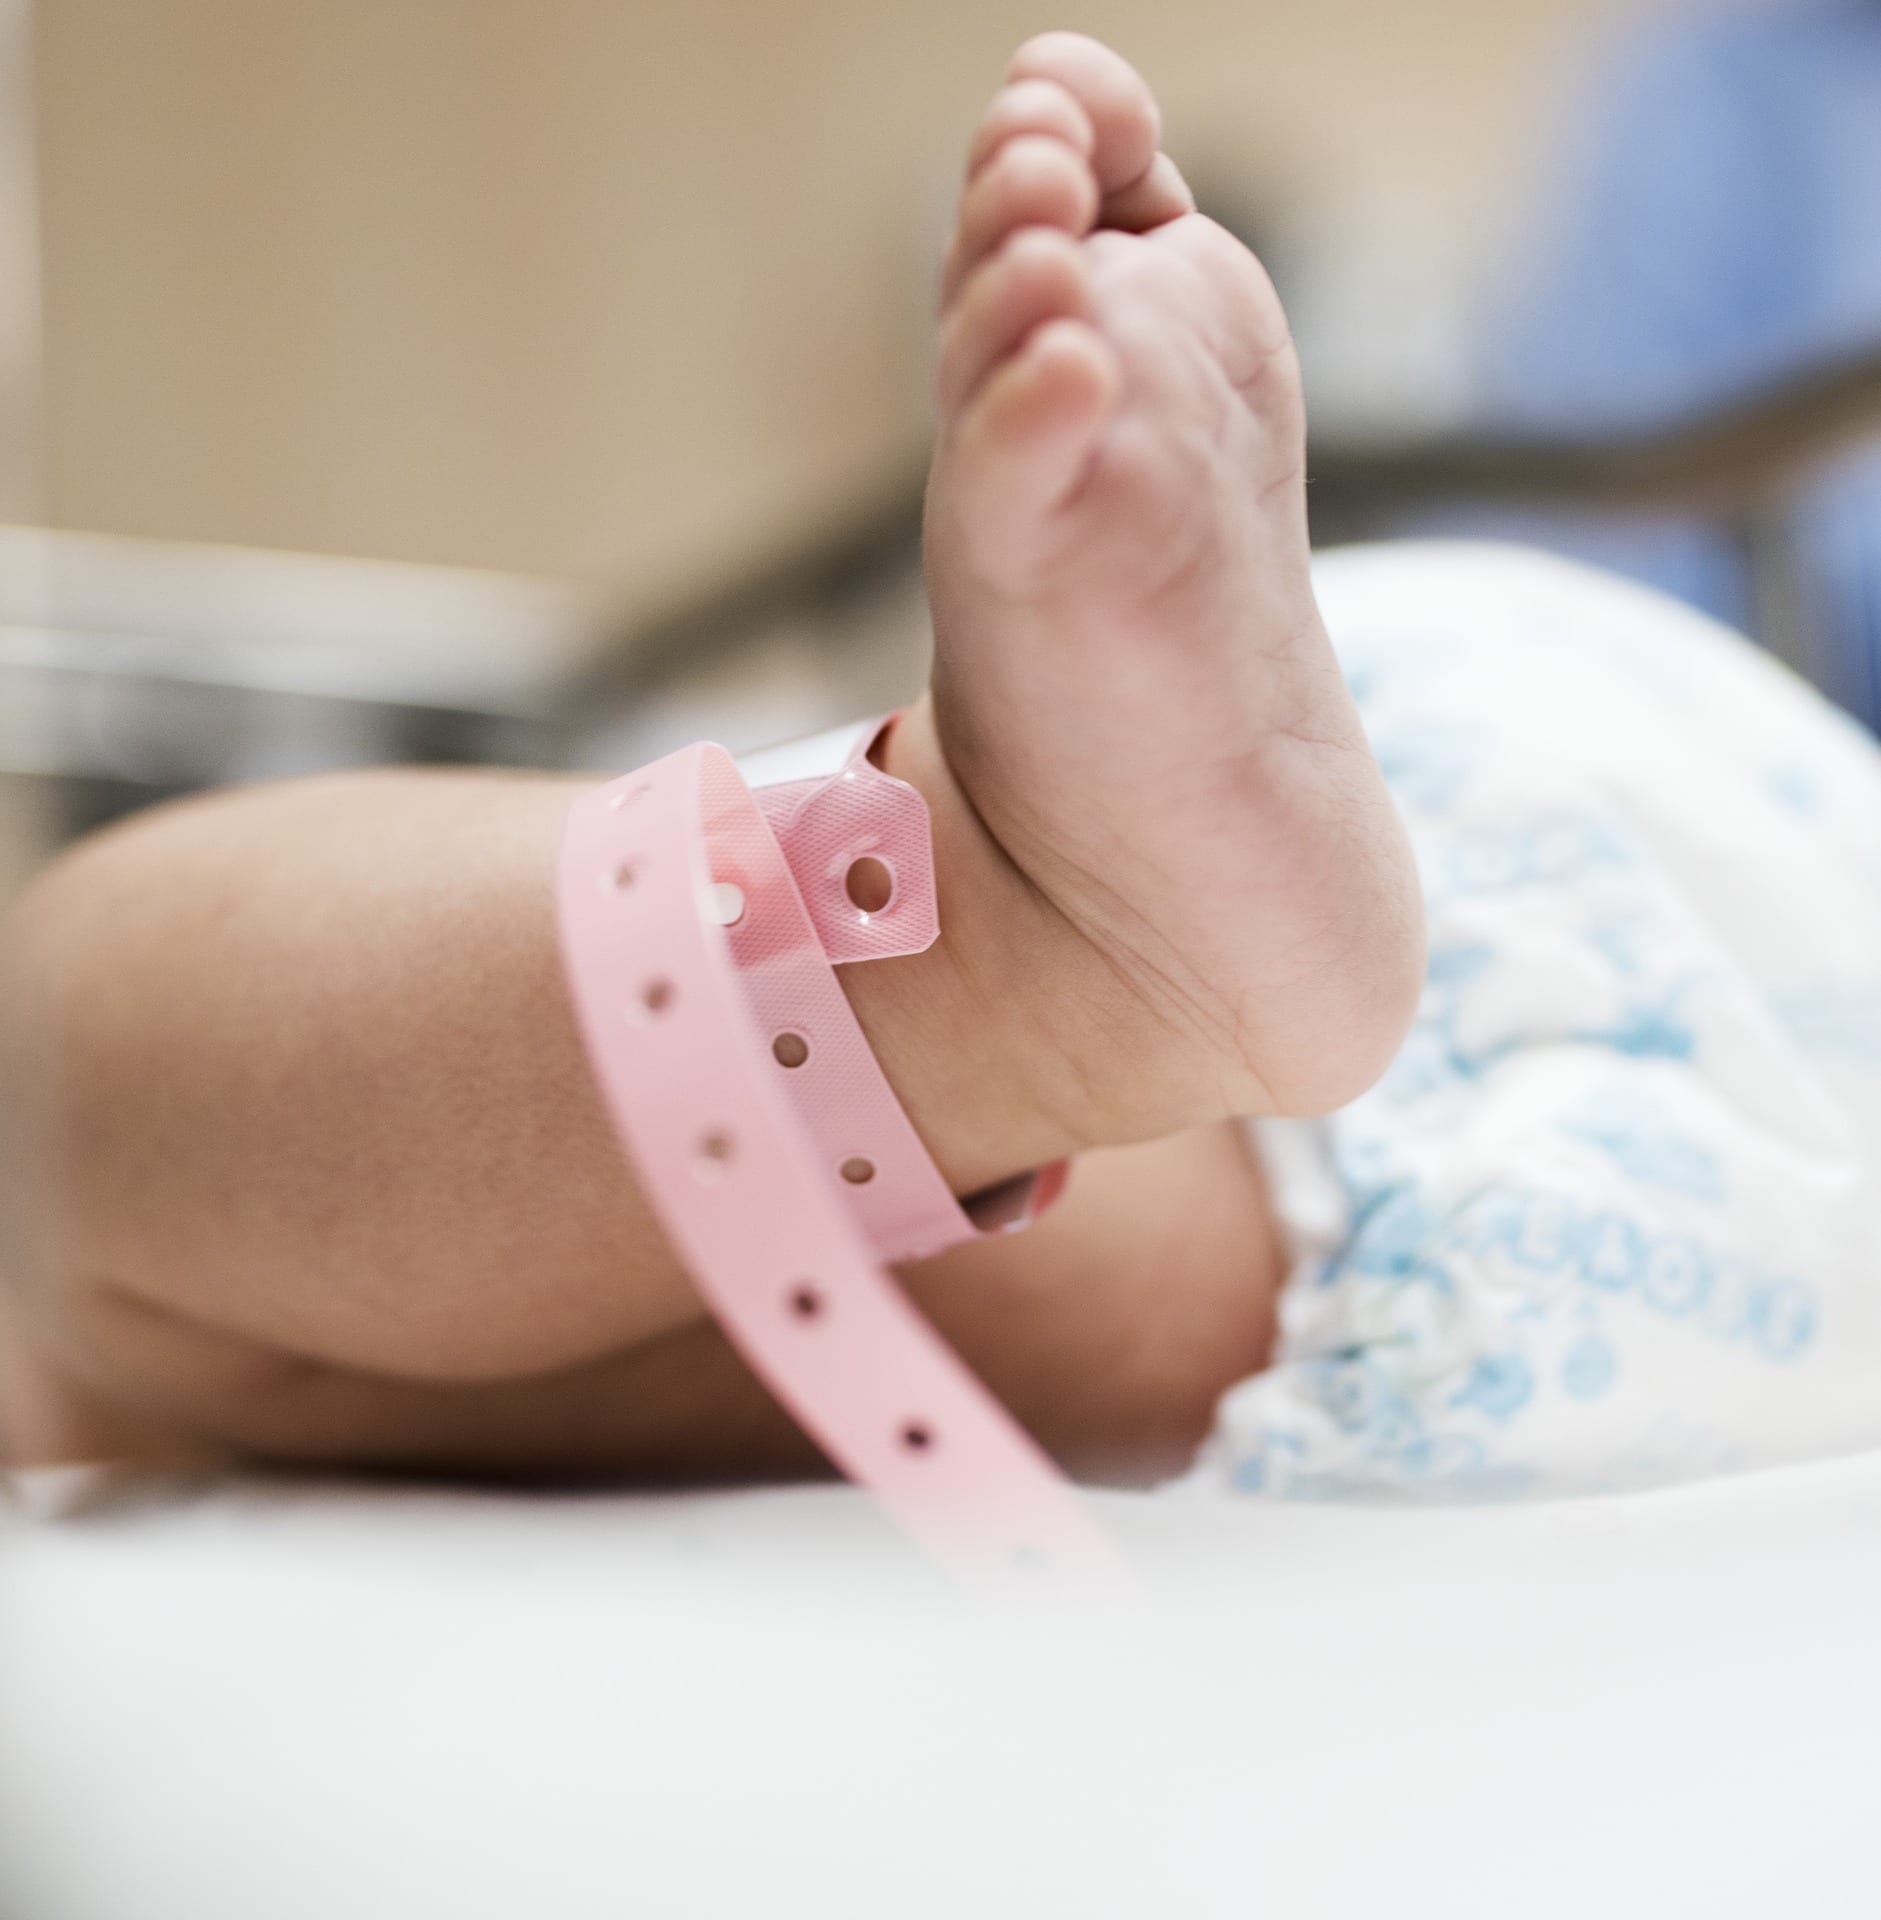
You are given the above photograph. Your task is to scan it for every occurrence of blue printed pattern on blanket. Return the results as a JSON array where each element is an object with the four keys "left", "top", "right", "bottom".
[{"left": 1204, "top": 559, "right": 1881, "bottom": 1502}]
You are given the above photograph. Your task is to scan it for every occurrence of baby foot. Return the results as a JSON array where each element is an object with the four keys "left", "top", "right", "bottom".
[{"left": 911, "top": 32, "right": 1422, "bottom": 1129}]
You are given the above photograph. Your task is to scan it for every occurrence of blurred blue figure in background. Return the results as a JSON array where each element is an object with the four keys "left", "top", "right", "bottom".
[{"left": 1478, "top": 0, "right": 1881, "bottom": 730}]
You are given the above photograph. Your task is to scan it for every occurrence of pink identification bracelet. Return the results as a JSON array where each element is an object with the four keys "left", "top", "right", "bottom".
[{"left": 556, "top": 716, "right": 1122, "bottom": 1586}]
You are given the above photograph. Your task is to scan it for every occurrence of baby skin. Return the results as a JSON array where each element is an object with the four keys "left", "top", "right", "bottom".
[{"left": 0, "top": 36, "right": 1422, "bottom": 1485}]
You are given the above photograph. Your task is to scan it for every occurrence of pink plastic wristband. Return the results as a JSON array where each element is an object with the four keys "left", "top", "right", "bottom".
[
  {"left": 556, "top": 722, "right": 1121, "bottom": 1585},
  {"left": 745, "top": 722, "right": 1067, "bottom": 1260}
]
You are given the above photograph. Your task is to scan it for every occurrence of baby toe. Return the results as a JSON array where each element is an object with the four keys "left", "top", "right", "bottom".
[
  {"left": 938, "top": 228, "right": 1094, "bottom": 415},
  {"left": 947, "top": 318, "right": 1120, "bottom": 538},
  {"left": 1006, "top": 33, "right": 1161, "bottom": 197},
  {"left": 964, "top": 78, "right": 1095, "bottom": 180},
  {"left": 944, "top": 133, "right": 1099, "bottom": 303},
  {"left": 1100, "top": 151, "right": 1197, "bottom": 234}
]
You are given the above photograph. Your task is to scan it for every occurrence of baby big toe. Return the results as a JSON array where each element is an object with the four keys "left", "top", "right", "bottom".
[{"left": 1099, "top": 152, "right": 1197, "bottom": 234}]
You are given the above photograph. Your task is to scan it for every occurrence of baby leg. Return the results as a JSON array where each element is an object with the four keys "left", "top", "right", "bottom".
[{"left": 0, "top": 36, "right": 1418, "bottom": 1484}]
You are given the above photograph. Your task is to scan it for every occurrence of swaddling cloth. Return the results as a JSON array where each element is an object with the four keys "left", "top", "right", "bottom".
[{"left": 1191, "top": 542, "right": 1881, "bottom": 1500}]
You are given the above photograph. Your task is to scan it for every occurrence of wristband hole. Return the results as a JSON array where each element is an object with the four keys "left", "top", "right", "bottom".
[
  {"left": 607, "top": 860, "right": 640, "bottom": 893},
  {"left": 694, "top": 1130, "right": 735, "bottom": 1180},
  {"left": 638, "top": 978, "right": 676, "bottom": 1019},
  {"left": 786, "top": 1283, "right": 823, "bottom": 1320},
  {"left": 839, "top": 1156, "right": 876, "bottom": 1186},
  {"left": 844, "top": 856, "right": 894, "bottom": 915},
  {"left": 899, "top": 1421, "right": 934, "bottom": 1453},
  {"left": 704, "top": 881, "right": 746, "bottom": 927},
  {"left": 772, "top": 1031, "right": 810, "bottom": 1069}
]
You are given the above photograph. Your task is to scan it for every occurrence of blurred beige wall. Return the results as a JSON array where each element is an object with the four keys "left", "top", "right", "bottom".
[
  {"left": 31, "top": 0, "right": 1629, "bottom": 614},
  {"left": 0, "top": 0, "right": 37, "bottom": 522}
]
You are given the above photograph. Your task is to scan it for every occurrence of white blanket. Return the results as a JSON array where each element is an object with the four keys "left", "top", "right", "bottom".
[
  {"left": 1197, "top": 544, "right": 1881, "bottom": 1499},
  {"left": 4, "top": 1460, "right": 1880, "bottom": 1919}
]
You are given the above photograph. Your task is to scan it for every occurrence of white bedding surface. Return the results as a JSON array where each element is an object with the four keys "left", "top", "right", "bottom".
[{"left": 4, "top": 1458, "right": 1879, "bottom": 1919}]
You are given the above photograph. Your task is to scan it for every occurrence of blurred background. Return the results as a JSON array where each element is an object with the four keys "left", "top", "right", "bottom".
[{"left": 2, "top": 0, "right": 1879, "bottom": 904}]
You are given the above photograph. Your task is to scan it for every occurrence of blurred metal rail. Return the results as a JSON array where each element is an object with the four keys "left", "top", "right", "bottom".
[
  {"left": 1305, "top": 343, "right": 1881, "bottom": 698},
  {"left": 3, "top": 343, "right": 1878, "bottom": 818},
  {"left": 1306, "top": 345, "right": 1881, "bottom": 522},
  {"left": 569, "top": 341, "right": 1881, "bottom": 722}
]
